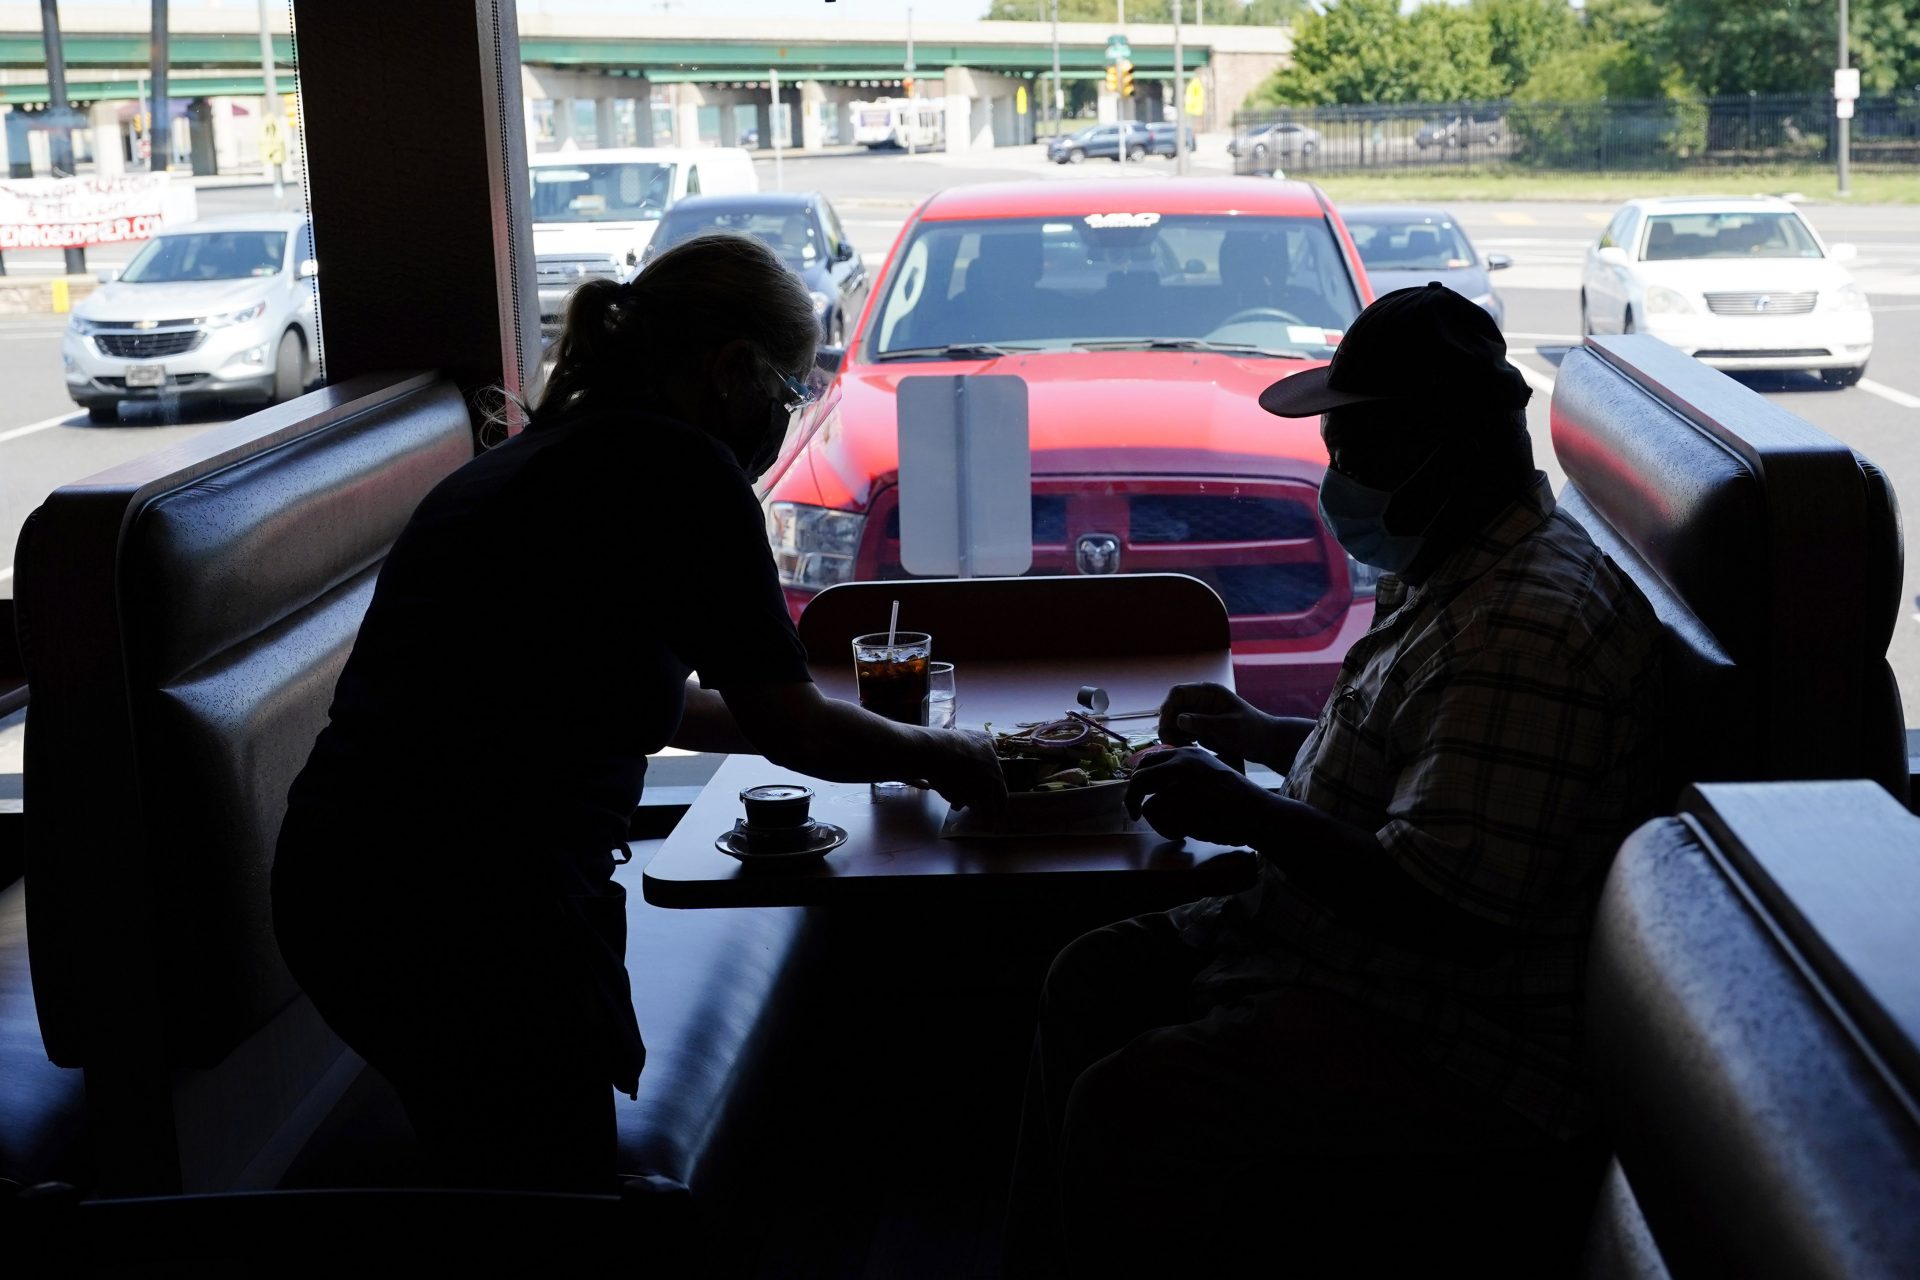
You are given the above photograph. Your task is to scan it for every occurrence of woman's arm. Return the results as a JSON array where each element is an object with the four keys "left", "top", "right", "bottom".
[
  {"left": 718, "top": 681, "right": 1006, "bottom": 815},
  {"left": 669, "top": 682, "right": 758, "bottom": 754}
]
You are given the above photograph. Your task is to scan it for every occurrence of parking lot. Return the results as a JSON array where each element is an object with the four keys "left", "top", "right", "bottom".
[{"left": 5, "top": 145, "right": 1919, "bottom": 709}]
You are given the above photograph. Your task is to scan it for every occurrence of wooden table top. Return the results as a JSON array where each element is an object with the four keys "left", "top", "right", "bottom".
[{"left": 641, "top": 646, "right": 1257, "bottom": 909}]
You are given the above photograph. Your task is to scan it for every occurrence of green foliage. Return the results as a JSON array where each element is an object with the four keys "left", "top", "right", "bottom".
[
  {"left": 984, "top": 0, "right": 1310, "bottom": 23},
  {"left": 1474, "top": 0, "right": 1583, "bottom": 95},
  {"left": 1659, "top": 0, "right": 1920, "bottom": 97}
]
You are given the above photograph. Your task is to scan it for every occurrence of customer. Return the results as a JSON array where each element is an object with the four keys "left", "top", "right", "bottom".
[
  {"left": 274, "top": 232, "right": 1004, "bottom": 1191},
  {"left": 1009, "top": 283, "right": 1665, "bottom": 1276}
]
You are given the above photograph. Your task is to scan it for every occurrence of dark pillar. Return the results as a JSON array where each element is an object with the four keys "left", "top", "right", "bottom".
[
  {"left": 151, "top": 0, "right": 169, "bottom": 170},
  {"left": 38, "top": 0, "right": 85, "bottom": 273},
  {"left": 186, "top": 98, "right": 217, "bottom": 175},
  {"left": 291, "top": 0, "right": 536, "bottom": 404}
]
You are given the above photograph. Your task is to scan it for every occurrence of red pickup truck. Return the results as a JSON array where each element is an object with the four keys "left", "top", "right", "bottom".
[{"left": 762, "top": 178, "right": 1378, "bottom": 716}]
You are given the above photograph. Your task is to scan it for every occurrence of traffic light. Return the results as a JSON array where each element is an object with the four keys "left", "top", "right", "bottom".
[
  {"left": 1104, "top": 64, "right": 1119, "bottom": 93},
  {"left": 903, "top": 76, "right": 915, "bottom": 97},
  {"left": 1119, "top": 60, "right": 1135, "bottom": 98}
]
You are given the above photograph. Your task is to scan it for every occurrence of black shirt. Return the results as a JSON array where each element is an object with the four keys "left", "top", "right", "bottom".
[{"left": 277, "top": 408, "right": 813, "bottom": 1092}]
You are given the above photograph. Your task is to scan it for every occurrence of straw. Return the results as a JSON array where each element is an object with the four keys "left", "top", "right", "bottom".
[{"left": 887, "top": 599, "right": 901, "bottom": 659}]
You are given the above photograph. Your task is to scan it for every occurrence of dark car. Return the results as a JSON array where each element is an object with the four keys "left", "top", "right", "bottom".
[
  {"left": 1415, "top": 113, "right": 1505, "bottom": 150},
  {"left": 1047, "top": 122, "right": 1155, "bottom": 164},
  {"left": 642, "top": 191, "right": 869, "bottom": 344},
  {"left": 1340, "top": 205, "right": 1512, "bottom": 327}
]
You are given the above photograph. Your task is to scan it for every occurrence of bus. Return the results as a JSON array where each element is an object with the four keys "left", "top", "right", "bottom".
[{"left": 850, "top": 96, "right": 945, "bottom": 150}]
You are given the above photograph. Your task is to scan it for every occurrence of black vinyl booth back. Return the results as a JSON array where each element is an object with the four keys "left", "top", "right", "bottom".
[
  {"left": 14, "top": 374, "right": 473, "bottom": 1191},
  {"left": 1552, "top": 335, "right": 1907, "bottom": 801}
]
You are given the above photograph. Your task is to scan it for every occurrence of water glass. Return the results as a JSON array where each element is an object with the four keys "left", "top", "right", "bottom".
[{"left": 923, "top": 662, "right": 957, "bottom": 730}]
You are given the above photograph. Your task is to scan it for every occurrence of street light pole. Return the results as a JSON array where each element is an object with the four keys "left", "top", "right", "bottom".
[
  {"left": 256, "top": 0, "right": 284, "bottom": 207},
  {"left": 1837, "top": 0, "right": 1851, "bottom": 197},
  {"left": 1173, "top": 0, "right": 1187, "bottom": 176},
  {"left": 38, "top": 0, "right": 85, "bottom": 275},
  {"left": 1050, "top": 0, "right": 1061, "bottom": 142}
]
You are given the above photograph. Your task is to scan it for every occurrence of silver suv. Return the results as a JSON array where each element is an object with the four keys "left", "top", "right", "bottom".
[{"left": 62, "top": 213, "right": 318, "bottom": 423}]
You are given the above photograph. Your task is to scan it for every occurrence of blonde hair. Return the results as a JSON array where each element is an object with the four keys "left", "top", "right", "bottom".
[{"left": 533, "top": 230, "right": 819, "bottom": 428}]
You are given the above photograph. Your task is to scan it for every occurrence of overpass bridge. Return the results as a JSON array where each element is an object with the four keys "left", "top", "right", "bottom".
[{"left": 0, "top": 7, "right": 1289, "bottom": 172}]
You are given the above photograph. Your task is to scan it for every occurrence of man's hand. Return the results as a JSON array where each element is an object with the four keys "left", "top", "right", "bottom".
[
  {"left": 1159, "top": 683, "right": 1274, "bottom": 760},
  {"left": 920, "top": 729, "right": 1008, "bottom": 822},
  {"left": 1124, "top": 746, "right": 1281, "bottom": 846}
]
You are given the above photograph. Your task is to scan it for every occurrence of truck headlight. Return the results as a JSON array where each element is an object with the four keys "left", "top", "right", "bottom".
[
  {"left": 809, "top": 291, "right": 831, "bottom": 317},
  {"left": 1644, "top": 285, "right": 1694, "bottom": 315},
  {"left": 1828, "top": 283, "right": 1870, "bottom": 312},
  {"left": 768, "top": 502, "right": 865, "bottom": 589},
  {"left": 203, "top": 300, "right": 268, "bottom": 328}
]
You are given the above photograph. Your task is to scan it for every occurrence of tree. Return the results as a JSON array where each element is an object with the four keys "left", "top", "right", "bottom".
[
  {"left": 1252, "top": 0, "right": 1422, "bottom": 104},
  {"left": 1406, "top": 3, "right": 1506, "bottom": 102},
  {"left": 1658, "top": 0, "right": 1920, "bottom": 97},
  {"left": 985, "top": 0, "right": 1310, "bottom": 23},
  {"left": 1470, "top": 0, "right": 1582, "bottom": 97}
]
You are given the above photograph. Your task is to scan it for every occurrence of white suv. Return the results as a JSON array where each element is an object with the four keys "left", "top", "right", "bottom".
[
  {"left": 1581, "top": 196, "right": 1872, "bottom": 387},
  {"left": 63, "top": 212, "right": 318, "bottom": 423}
]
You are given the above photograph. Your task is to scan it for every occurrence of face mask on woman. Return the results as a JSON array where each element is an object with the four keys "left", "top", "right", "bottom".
[
  {"left": 1317, "top": 446, "right": 1449, "bottom": 574},
  {"left": 734, "top": 362, "right": 817, "bottom": 482}
]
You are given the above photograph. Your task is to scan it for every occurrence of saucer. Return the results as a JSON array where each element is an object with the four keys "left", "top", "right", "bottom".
[{"left": 716, "top": 820, "right": 849, "bottom": 864}]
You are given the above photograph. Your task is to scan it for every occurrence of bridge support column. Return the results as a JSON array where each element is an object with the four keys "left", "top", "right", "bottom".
[
  {"left": 551, "top": 98, "right": 575, "bottom": 148},
  {"left": 798, "top": 79, "right": 827, "bottom": 150},
  {"left": 91, "top": 101, "right": 125, "bottom": 178},
  {"left": 594, "top": 96, "right": 617, "bottom": 147}
]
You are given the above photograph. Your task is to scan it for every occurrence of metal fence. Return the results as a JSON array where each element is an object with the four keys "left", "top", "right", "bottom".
[{"left": 1229, "top": 93, "right": 1920, "bottom": 176}]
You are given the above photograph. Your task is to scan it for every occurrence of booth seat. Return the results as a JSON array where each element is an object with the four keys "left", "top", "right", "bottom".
[
  {"left": 0, "top": 374, "right": 814, "bottom": 1222},
  {"left": 1584, "top": 781, "right": 1920, "bottom": 1278}
]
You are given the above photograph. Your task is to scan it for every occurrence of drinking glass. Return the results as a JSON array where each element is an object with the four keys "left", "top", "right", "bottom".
[
  {"left": 923, "top": 662, "right": 957, "bottom": 730},
  {"left": 853, "top": 631, "right": 932, "bottom": 795}
]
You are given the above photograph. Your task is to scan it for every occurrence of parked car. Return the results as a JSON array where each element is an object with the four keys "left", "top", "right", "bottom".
[
  {"left": 1341, "top": 205, "right": 1512, "bottom": 327},
  {"left": 1581, "top": 195, "right": 1872, "bottom": 385},
  {"left": 1415, "top": 114, "right": 1505, "bottom": 149},
  {"left": 529, "top": 147, "right": 758, "bottom": 332},
  {"left": 1145, "top": 122, "right": 1198, "bottom": 157},
  {"left": 1229, "top": 122, "right": 1322, "bottom": 174},
  {"left": 1048, "top": 123, "right": 1158, "bottom": 164},
  {"left": 644, "top": 191, "right": 870, "bottom": 345},
  {"left": 761, "top": 178, "right": 1382, "bottom": 716},
  {"left": 61, "top": 213, "right": 318, "bottom": 424}
]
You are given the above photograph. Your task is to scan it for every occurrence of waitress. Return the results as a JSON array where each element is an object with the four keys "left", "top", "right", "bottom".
[{"left": 273, "top": 232, "right": 1004, "bottom": 1190}]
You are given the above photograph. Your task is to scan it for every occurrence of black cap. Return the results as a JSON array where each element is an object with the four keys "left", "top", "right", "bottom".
[{"left": 1258, "top": 281, "right": 1532, "bottom": 418}]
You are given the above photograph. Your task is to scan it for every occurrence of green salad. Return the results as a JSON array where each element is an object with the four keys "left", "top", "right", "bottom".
[{"left": 988, "top": 714, "right": 1161, "bottom": 792}]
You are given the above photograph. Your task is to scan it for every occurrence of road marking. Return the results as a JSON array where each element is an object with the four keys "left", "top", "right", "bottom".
[
  {"left": 1583, "top": 212, "right": 1611, "bottom": 224},
  {"left": 0, "top": 410, "right": 78, "bottom": 444},
  {"left": 1859, "top": 378, "right": 1920, "bottom": 409},
  {"left": 1491, "top": 211, "right": 1538, "bottom": 225},
  {"left": 0, "top": 566, "right": 12, "bottom": 584},
  {"left": 0, "top": 329, "right": 65, "bottom": 340}
]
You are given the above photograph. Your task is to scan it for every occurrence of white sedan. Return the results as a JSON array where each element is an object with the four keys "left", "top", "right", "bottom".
[{"left": 1581, "top": 196, "right": 1872, "bottom": 387}]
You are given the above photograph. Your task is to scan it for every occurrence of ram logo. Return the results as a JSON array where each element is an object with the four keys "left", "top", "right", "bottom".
[{"left": 1076, "top": 533, "right": 1122, "bottom": 575}]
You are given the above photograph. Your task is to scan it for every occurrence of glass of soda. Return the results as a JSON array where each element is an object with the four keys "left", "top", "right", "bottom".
[{"left": 853, "top": 631, "right": 932, "bottom": 794}]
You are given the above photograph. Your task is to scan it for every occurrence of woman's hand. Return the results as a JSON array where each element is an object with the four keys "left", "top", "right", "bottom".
[
  {"left": 919, "top": 729, "right": 1008, "bottom": 821},
  {"left": 1124, "top": 746, "right": 1282, "bottom": 846}
]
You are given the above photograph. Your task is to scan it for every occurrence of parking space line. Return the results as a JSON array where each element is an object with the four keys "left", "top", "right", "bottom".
[
  {"left": 0, "top": 566, "right": 12, "bottom": 585},
  {"left": 1859, "top": 378, "right": 1920, "bottom": 410},
  {"left": 1491, "top": 211, "right": 1538, "bottom": 225},
  {"left": 1513, "top": 361, "right": 1557, "bottom": 397},
  {"left": 0, "top": 411, "right": 78, "bottom": 445}
]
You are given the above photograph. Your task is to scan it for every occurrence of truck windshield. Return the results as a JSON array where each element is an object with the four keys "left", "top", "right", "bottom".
[
  {"left": 868, "top": 213, "right": 1362, "bottom": 358},
  {"left": 530, "top": 162, "right": 675, "bottom": 223},
  {"left": 122, "top": 231, "right": 287, "bottom": 283}
]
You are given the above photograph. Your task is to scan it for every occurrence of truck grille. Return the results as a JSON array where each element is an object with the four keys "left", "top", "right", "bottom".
[
  {"left": 96, "top": 330, "right": 204, "bottom": 358},
  {"left": 873, "top": 485, "right": 1339, "bottom": 638},
  {"left": 1702, "top": 291, "right": 1817, "bottom": 316}
]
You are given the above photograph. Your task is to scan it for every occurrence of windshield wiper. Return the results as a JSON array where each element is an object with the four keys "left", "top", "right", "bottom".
[
  {"left": 1071, "top": 337, "right": 1314, "bottom": 359},
  {"left": 874, "top": 343, "right": 1040, "bottom": 362}
]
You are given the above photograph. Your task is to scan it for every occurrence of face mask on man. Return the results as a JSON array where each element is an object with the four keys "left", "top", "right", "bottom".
[{"left": 1317, "top": 447, "right": 1447, "bottom": 574}]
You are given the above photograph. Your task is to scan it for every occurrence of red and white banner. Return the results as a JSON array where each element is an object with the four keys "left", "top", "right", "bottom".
[{"left": 0, "top": 173, "right": 194, "bottom": 251}]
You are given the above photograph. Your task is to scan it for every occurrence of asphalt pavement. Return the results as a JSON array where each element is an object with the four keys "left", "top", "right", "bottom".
[{"left": 6, "top": 152, "right": 1920, "bottom": 717}]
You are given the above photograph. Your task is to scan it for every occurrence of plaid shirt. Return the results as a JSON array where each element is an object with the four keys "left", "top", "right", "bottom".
[{"left": 1172, "top": 473, "right": 1664, "bottom": 1138}]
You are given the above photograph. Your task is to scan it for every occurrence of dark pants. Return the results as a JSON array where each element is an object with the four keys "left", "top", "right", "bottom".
[
  {"left": 273, "top": 847, "right": 619, "bottom": 1192},
  {"left": 1007, "top": 912, "right": 1551, "bottom": 1279}
]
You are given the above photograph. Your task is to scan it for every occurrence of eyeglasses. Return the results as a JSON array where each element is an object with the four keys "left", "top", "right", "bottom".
[{"left": 770, "top": 365, "right": 820, "bottom": 415}]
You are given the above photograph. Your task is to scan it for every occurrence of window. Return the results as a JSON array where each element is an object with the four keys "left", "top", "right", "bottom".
[
  {"left": 530, "top": 162, "right": 674, "bottom": 223},
  {"left": 1599, "top": 208, "right": 1635, "bottom": 250},
  {"left": 654, "top": 206, "right": 820, "bottom": 269},
  {"left": 1640, "top": 211, "right": 1823, "bottom": 261},
  {"left": 1346, "top": 218, "right": 1477, "bottom": 272},
  {"left": 685, "top": 165, "right": 701, "bottom": 196}
]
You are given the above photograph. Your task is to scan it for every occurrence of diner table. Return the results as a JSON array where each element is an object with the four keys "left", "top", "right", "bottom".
[{"left": 641, "top": 575, "right": 1264, "bottom": 910}]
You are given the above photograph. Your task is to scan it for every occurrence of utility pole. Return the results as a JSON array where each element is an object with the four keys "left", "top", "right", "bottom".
[
  {"left": 1050, "top": 0, "right": 1061, "bottom": 142},
  {"left": 905, "top": 6, "right": 916, "bottom": 156},
  {"left": 770, "top": 67, "right": 783, "bottom": 190},
  {"left": 152, "top": 0, "right": 168, "bottom": 172},
  {"left": 39, "top": 0, "right": 85, "bottom": 275},
  {"left": 1173, "top": 0, "right": 1187, "bottom": 176},
  {"left": 256, "top": 0, "right": 284, "bottom": 207},
  {"left": 1837, "top": 0, "right": 1852, "bottom": 197}
]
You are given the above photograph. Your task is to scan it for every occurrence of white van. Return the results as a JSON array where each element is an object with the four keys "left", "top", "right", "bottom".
[{"left": 529, "top": 147, "right": 758, "bottom": 329}]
